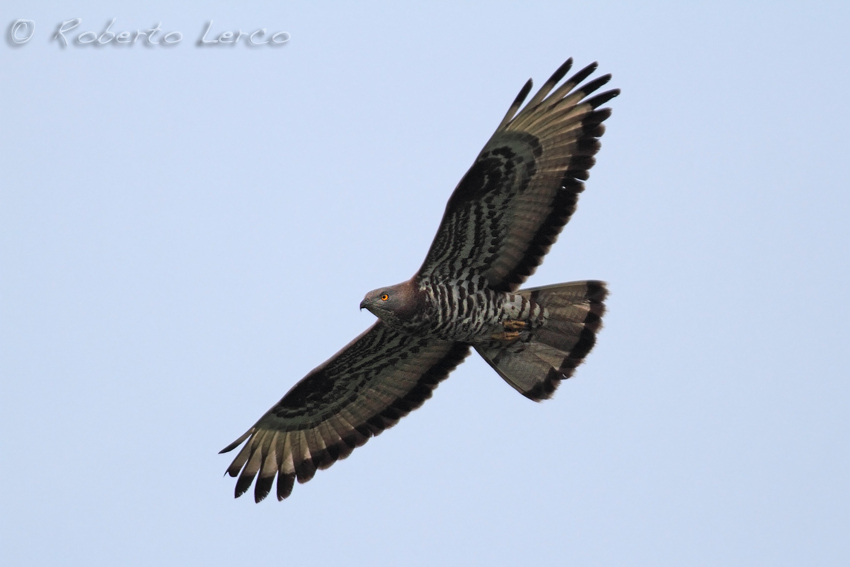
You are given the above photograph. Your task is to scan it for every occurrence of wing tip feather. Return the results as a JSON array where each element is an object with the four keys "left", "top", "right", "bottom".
[{"left": 220, "top": 429, "right": 253, "bottom": 454}]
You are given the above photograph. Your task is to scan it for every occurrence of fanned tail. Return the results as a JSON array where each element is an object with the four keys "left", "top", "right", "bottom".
[{"left": 475, "top": 281, "right": 607, "bottom": 401}]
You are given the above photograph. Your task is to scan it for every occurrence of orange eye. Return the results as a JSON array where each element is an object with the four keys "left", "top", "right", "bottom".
[{"left": 380, "top": 293, "right": 389, "bottom": 301}]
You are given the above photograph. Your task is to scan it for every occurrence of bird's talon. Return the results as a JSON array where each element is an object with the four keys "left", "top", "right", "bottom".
[{"left": 491, "top": 331, "right": 521, "bottom": 342}]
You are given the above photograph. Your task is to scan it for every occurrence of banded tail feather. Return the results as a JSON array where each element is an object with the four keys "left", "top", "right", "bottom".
[{"left": 475, "top": 281, "right": 607, "bottom": 401}]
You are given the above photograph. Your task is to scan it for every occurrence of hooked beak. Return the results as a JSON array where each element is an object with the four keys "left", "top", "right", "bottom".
[{"left": 360, "top": 296, "right": 379, "bottom": 315}]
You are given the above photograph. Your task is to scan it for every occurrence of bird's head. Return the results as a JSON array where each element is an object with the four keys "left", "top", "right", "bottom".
[{"left": 360, "top": 280, "right": 422, "bottom": 328}]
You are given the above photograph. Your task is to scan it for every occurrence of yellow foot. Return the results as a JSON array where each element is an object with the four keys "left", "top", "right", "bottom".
[
  {"left": 490, "top": 331, "right": 521, "bottom": 342},
  {"left": 503, "top": 319, "right": 527, "bottom": 330}
]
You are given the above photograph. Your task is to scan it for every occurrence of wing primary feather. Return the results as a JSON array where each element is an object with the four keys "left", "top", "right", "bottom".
[
  {"left": 582, "top": 107, "right": 614, "bottom": 130},
  {"left": 254, "top": 472, "right": 274, "bottom": 503},
  {"left": 219, "top": 429, "right": 252, "bottom": 454},
  {"left": 327, "top": 415, "right": 357, "bottom": 458},
  {"left": 303, "top": 427, "right": 329, "bottom": 471},
  {"left": 294, "top": 432, "right": 318, "bottom": 484},
  {"left": 563, "top": 62, "right": 599, "bottom": 94},
  {"left": 584, "top": 89, "right": 621, "bottom": 110},
  {"left": 336, "top": 411, "right": 370, "bottom": 448},
  {"left": 254, "top": 432, "right": 280, "bottom": 502},
  {"left": 288, "top": 429, "right": 303, "bottom": 476},
  {"left": 523, "top": 58, "right": 574, "bottom": 110},
  {"left": 315, "top": 421, "right": 343, "bottom": 468},
  {"left": 234, "top": 434, "right": 265, "bottom": 498},
  {"left": 495, "top": 78, "right": 533, "bottom": 131},
  {"left": 278, "top": 430, "right": 295, "bottom": 475},
  {"left": 225, "top": 432, "right": 256, "bottom": 477},
  {"left": 533, "top": 61, "right": 601, "bottom": 113},
  {"left": 276, "top": 473, "right": 295, "bottom": 501},
  {"left": 367, "top": 414, "right": 390, "bottom": 433},
  {"left": 573, "top": 74, "right": 613, "bottom": 99}
]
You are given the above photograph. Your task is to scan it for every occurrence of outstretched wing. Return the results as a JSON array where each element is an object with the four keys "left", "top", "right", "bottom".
[
  {"left": 416, "top": 59, "right": 618, "bottom": 292},
  {"left": 220, "top": 322, "right": 470, "bottom": 502}
]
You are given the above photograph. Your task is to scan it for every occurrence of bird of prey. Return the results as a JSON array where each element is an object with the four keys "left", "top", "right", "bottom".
[{"left": 221, "top": 57, "right": 618, "bottom": 502}]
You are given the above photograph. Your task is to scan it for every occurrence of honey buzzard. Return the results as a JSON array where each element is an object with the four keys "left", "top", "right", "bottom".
[{"left": 221, "top": 58, "right": 618, "bottom": 502}]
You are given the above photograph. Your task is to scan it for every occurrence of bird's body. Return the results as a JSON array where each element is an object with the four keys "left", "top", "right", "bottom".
[
  {"left": 362, "top": 277, "right": 534, "bottom": 342},
  {"left": 221, "top": 57, "right": 618, "bottom": 502}
]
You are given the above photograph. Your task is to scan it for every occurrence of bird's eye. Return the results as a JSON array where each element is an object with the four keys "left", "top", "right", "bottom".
[{"left": 380, "top": 293, "right": 389, "bottom": 301}]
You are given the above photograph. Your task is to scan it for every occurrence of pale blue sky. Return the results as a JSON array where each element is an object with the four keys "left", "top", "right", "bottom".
[{"left": 2, "top": 2, "right": 849, "bottom": 566}]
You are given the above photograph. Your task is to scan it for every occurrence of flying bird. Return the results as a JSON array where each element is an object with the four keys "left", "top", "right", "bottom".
[{"left": 221, "top": 57, "right": 618, "bottom": 502}]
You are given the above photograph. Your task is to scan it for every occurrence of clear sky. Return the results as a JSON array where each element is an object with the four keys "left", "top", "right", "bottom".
[{"left": 2, "top": 2, "right": 849, "bottom": 566}]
